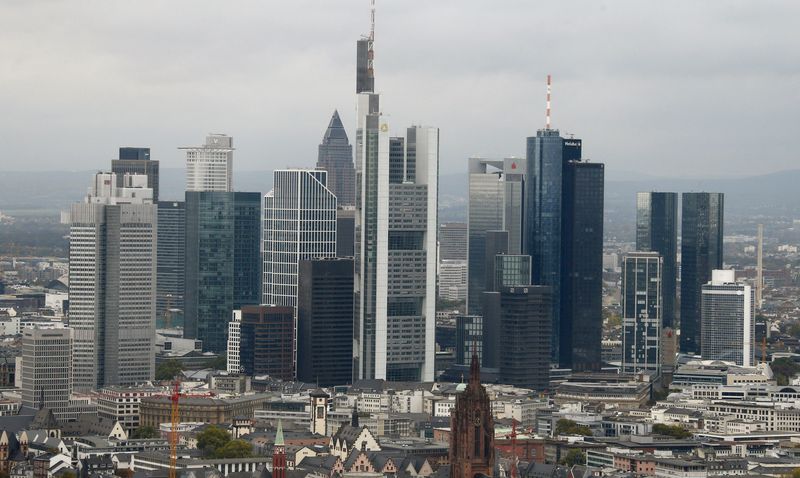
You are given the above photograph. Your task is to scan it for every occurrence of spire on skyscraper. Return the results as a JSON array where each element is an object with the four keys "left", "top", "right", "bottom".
[{"left": 322, "top": 110, "right": 349, "bottom": 144}]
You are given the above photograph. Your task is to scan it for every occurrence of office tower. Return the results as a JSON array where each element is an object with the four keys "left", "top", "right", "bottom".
[
  {"left": 69, "top": 172, "right": 156, "bottom": 391},
  {"left": 337, "top": 207, "right": 356, "bottom": 258},
  {"left": 636, "top": 192, "right": 678, "bottom": 328},
  {"left": 455, "top": 315, "right": 482, "bottom": 366},
  {"left": 483, "top": 230, "right": 509, "bottom": 295},
  {"left": 495, "top": 286, "right": 552, "bottom": 391},
  {"left": 438, "top": 222, "right": 468, "bottom": 262},
  {"left": 112, "top": 147, "right": 160, "bottom": 201},
  {"left": 621, "top": 252, "right": 662, "bottom": 374},
  {"left": 438, "top": 260, "right": 468, "bottom": 302},
  {"left": 297, "top": 258, "right": 354, "bottom": 386},
  {"left": 262, "top": 169, "right": 337, "bottom": 307},
  {"left": 561, "top": 160, "right": 604, "bottom": 371},
  {"left": 757, "top": 224, "right": 763, "bottom": 309},
  {"left": 467, "top": 158, "right": 525, "bottom": 315},
  {"left": 701, "top": 270, "right": 754, "bottom": 366},
  {"left": 226, "top": 310, "right": 242, "bottom": 373},
  {"left": 181, "top": 134, "right": 234, "bottom": 192},
  {"left": 238, "top": 305, "right": 295, "bottom": 380},
  {"left": 156, "top": 201, "right": 185, "bottom": 324},
  {"left": 494, "top": 255, "right": 531, "bottom": 291},
  {"left": 680, "top": 192, "right": 724, "bottom": 354},
  {"left": 185, "top": 191, "right": 261, "bottom": 353},
  {"left": 21, "top": 327, "right": 71, "bottom": 416},
  {"left": 317, "top": 110, "right": 356, "bottom": 207}
]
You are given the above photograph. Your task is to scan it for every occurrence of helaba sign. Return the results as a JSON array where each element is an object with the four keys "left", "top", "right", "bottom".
[{"left": 564, "top": 140, "right": 582, "bottom": 147}]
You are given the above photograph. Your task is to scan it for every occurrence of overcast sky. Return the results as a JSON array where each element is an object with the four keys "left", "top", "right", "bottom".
[{"left": 1, "top": 0, "right": 798, "bottom": 178}]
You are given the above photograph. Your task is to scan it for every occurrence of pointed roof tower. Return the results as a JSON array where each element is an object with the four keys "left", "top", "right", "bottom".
[
  {"left": 322, "top": 110, "right": 349, "bottom": 144},
  {"left": 469, "top": 341, "right": 481, "bottom": 386},
  {"left": 275, "top": 419, "right": 285, "bottom": 447}
]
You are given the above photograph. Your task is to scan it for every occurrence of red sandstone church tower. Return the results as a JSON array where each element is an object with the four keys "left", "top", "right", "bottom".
[
  {"left": 273, "top": 420, "right": 286, "bottom": 478},
  {"left": 449, "top": 348, "right": 495, "bottom": 478}
]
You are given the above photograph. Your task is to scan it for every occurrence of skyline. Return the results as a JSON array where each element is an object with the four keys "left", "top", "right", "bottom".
[{"left": 2, "top": 1, "right": 799, "bottom": 177}]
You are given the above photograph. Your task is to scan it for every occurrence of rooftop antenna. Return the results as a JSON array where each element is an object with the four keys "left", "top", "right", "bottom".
[
  {"left": 545, "top": 74, "right": 552, "bottom": 130},
  {"left": 368, "top": 0, "right": 375, "bottom": 78}
]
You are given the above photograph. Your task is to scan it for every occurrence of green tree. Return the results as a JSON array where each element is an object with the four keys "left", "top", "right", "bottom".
[
  {"left": 155, "top": 359, "right": 184, "bottom": 381},
  {"left": 555, "top": 419, "right": 593, "bottom": 437},
  {"left": 196, "top": 426, "right": 231, "bottom": 457},
  {"left": 772, "top": 357, "right": 800, "bottom": 386},
  {"left": 209, "top": 355, "right": 227, "bottom": 371},
  {"left": 652, "top": 423, "right": 692, "bottom": 439},
  {"left": 783, "top": 468, "right": 800, "bottom": 478},
  {"left": 215, "top": 439, "right": 253, "bottom": 459},
  {"left": 131, "top": 425, "right": 159, "bottom": 439},
  {"left": 560, "top": 449, "right": 586, "bottom": 467}
]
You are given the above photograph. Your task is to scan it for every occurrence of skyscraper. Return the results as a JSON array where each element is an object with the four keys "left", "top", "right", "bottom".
[
  {"left": 701, "top": 270, "right": 754, "bottom": 367},
  {"left": 622, "top": 252, "right": 662, "bottom": 375},
  {"left": 22, "top": 327, "right": 72, "bottom": 417},
  {"left": 184, "top": 191, "right": 261, "bottom": 353},
  {"left": 156, "top": 201, "right": 185, "bottom": 324},
  {"left": 69, "top": 172, "right": 156, "bottom": 391},
  {"left": 680, "top": 192, "right": 724, "bottom": 354},
  {"left": 496, "top": 286, "right": 552, "bottom": 391},
  {"left": 438, "top": 222, "right": 468, "bottom": 262},
  {"left": 238, "top": 305, "right": 295, "bottom": 380},
  {"left": 336, "top": 207, "right": 356, "bottom": 258},
  {"left": 317, "top": 110, "right": 356, "bottom": 207},
  {"left": 112, "top": 147, "right": 160, "bottom": 201},
  {"left": 262, "top": 169, "right": 337, "bottom": 308},
  {"left": 636, "top": 192, "right": 678, "bottom": 329},
  {"left": 467, "top": 158, "right": 525, "bottom": 315},
  {"left": 181, "top": 134, "right": 234, "bottom": 192},
  {"left": 297, "top": 258, "right": 354, "bottom": 386}
]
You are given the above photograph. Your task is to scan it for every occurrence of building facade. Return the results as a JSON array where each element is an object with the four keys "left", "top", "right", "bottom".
[
  {"left": 701, "top": 270, "right": 755, "bottom": 367},
  {"left": 439, "top": 222, "right": 468, "bottom": 262},
  {"left": 181, "top": 134, "right": 234, "bottom": 192},
  {"left": 621, "top": 252, "right": 662, "bottom": 374},
  {"left": 21, "top": 327, "right": 71, "bottom": 416},
  {"left": 680, "top": 192, "right": 724, "bottom": 354},
  {"left": 156, "top": 200, "right": 185, "bottom": 325},
  {"left": 226, "top": 310, "right": 242, "bottom": 373},
  {"left": 69, "top": 172, "right": 156, "bottom": 391},
  {"left": 112, "top": 147, "right": 160, "bottom": 201},
  {"left": 317, "top": 110, "right": 356, "bottom": 207},
  {"left": 636, "top": 192, "right": 678, "bottom": 329},
  {"left": 262, "top": 169, "right": 337, "bottom": 308},
  {"left": 438, "top": 260, "right": 468, "bottom": 302},
  {"left": 239, "top": 305, "right": 295, "bottom": 380}
]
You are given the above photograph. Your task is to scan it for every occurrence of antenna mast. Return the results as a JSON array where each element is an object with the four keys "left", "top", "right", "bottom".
[
  {"left": 545, "top": 74, "right": 552, "bottom": 130},
  {"left": 368, "top": 0, "right": 376, "bottom": 78}
]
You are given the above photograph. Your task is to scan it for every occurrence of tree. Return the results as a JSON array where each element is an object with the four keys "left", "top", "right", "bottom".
[
  {"left": 209, "top": 355, "right": 227, "bottom": 371},
  {"left": 560, "top": 449, "right": 586, "bottom": 467},
  {"left": 196, "top": 426, "right": 231, "bottom": 457},
  {"left": 131, "top": 425, "right": 159, "bottom": 439},
  {"left": 215, "top": 439, "right": 253, "bottom": 459},
  {"left": 771, "top": 357, "right": 800, "bottom": 386},
  {"left": 555, "top": 419, "right": 593, "bottom": 437},
  {"left": 784, "top": 468, "right": 800, "bottom": 478},
  {"left": 155, "top": 359, "right": 184, "bottom": 381},
  {"left": 652, "top": 423, "right": 692, "bottom": 439}
]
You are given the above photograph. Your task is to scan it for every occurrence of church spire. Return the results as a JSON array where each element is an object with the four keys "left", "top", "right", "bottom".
[
  {"left": 469, "top": 340, "right": 480, "bottom": 385},
  {"left": 273, "top": 419, "right": 286, "bottom": 478}
]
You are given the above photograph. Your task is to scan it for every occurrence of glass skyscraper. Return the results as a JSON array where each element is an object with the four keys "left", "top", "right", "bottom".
[
  {"left": 636, "top": 192, "right": 678, "bottom": 329},
  {"left": 156, "top": 201, "right": 185, "bottom": 325},
  {"left": 622, "top": 252, "right": 662, "bottom": 374},
  {"left": 680, "top": 192, "right": 724, "bottom": 354},
  {"left": 317, "top": 110, "right": 356, "bottom": 207}
]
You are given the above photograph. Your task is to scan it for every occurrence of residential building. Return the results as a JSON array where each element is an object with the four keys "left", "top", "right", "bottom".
[
  {"left": 239, "top": 305, "right": 295, "bottom": 380},
  {"left": 155, "top": 200, "right": 185, "bottom": 323},
  {"left": 181, "top": 134, "right": 234, "bottom": 192},
  {"left": 112, "top": 147, "right": 160, "bottom": 201},
  {"left": 701, "top": 270, "right": 755, "bottom": 367},
  {"left": 69, "top": 172, "right": 156, "bottom": 391},
  {"left": 622, "top": 252, "right": 662, "bottom": 374},
  {"left": 680, "top": 192, "right": 724, "bottom": 354},
  {"left": 21, "top": 328, "right": 71, "bottom": 417},
  {"left": 636, "top": 192, "right": 678, "bottom": 328},
  {"left": 317, "top": 110, "right": 356, "bottom": 207}
]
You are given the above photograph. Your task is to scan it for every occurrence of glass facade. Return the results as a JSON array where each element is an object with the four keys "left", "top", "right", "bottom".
[
  {"left": 455, "top": 315, "right": 483, "bottom": 366},
  {"left": 156, "top": 201, "right": 185, "bottom": 327},
  {"left": 622, "top": 252, "right": 662, "bottom": 374},
  {"left": 680, "top": 192, "right": 724, "bottom": 353},
  {"left": 317, "top": 110, "right": 356, "bottom": 207},
  {"left": 497, "top": 286, "right": 552, "bottom": 391},
  {"left": 636, "top": 192, "right": 678, "bottom": 329}
]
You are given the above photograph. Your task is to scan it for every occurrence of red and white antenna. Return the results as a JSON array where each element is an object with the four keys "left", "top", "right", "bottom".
[
  {"left": 367, "top": 0, "right": 375, "bottom": 79},
  {"left": 370, "top": 0, "right": 376, "bottom": 42},
  {"left": 545, "top": 74, "right": 552, "bottom": 130}
]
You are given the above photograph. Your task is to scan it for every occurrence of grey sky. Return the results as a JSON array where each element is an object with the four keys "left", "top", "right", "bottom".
[{"left": 1, "top": 0, "right": 798, "bottom": 178}]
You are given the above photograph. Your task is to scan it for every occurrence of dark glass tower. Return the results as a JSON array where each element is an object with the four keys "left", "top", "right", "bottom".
[
  {"left": 112, "top": 147, "right": 160, "bottom": 201},
  {"left": 239, "top": 305, "right": 295, "bottom": 381},
  {"left": 496, "top": 286, "right": 552, "bottom": 391},
  {"left": 156, "top": 201, "right": 185, "bottom": 325},
  {"left": 636, "top": 192, "right": 678, "bottom": 328},
  {"left": 297, "top": 258, "right": 354, "bottom": 386},
  {"left": 184, "top": 191, "right": 261, "bottom": 353},
  {"left": 317, "top": 110, "right": 356, "bottom": 207},
  {"left": 680, "top": 192, "right": 724, "bottom": 354}
]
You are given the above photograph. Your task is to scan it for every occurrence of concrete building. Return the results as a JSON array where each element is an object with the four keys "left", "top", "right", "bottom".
[
  {"left": 317, "top": 110, "right": 356, "bottom": 207},
  {"left": 701, "top": 270, "right": 755, "bottom": 367},
  {"left": 262, "top": 169, "right": 337, "bottom": 308},
  {"left": 21, "top": 327, "right": 72, "bottom": 417},
  {"left": 96, "top": 386, "right": 164, "bottom": 433},
  {"left": 181, "top": 134, "right": 234, "bottom": 192},
  {"left": 439, "top": 222, "right": 468, "bottom": 262},
  {"left": 438, "top": 260, "right": 467, "bottom": 302},
  {"left": 69, "top": 172, "right": 156, "bottom": 391},
  {"left": 226, "top": 310, "right": 242, "bottom": 373},
  {"left": 112, "top": 147, "right": 159, "bottom": 201},
  {"left": 622, "top": 252, "right": 662, "bottom": 375}
]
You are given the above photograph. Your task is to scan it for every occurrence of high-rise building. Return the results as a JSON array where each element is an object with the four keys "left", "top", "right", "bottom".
[
  {"left": 227, "top": 310, "right": 242, "bottom": 373},
  {"left": 636, "top": 192, "right": 678, "bottom": 329},
  {"left": 156, "top": 201, "right": 185, "bottom": 324},
  {"left": 438, "top": 260, "right": 468, "bottom": 302},
  {"left": 467, "top": 158, "right": 525, "bottom": 315},
  {"left": 69, "top": 172, "right": 156, "bottom": 391},
  {"left": 621, "top": 252, "right": 662, "bottom": 375},
  {"left": 680, "top": 192, "right": 724, "bottom": 354},
  {"left": 455, "top": 314, "right": 482, "bottom": 366},
  {"left": 561, "top": 160, "right": 604, "bottom": 371},
  {"left": 336, "top": 207, "right": 356, "bottom": 258},
  {"left": 297, "top": 258, "right": 354, "bottom": 386},
  {"left": 262, "top": 169, "right": 337, "bottom": 308},
  {"left": 439, "top": 222, "right": 468, "bottom": 262},
  {"left": 238, "top": 305, "right": 295, "bottom": 380},
  {"left": 317, "top": 110, "right": 356, "bottom": 207},
  {"left": 112, "top": 147, "right": 160, "bottom": 201},
  {"left": 184, "top": 191, "right": 261, "bottom": 353},
  {"left": 21, "top": 327, "right": 71, "bottom": 416},
  {"left": 181, "top": 134, "right": 234, "bottom": 192},
  {"left": 701, "top": 270, "right": 754, "bottom": 367}
]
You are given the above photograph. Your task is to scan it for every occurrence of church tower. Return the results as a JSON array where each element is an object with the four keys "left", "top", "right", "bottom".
[
  {"left": 273, "top": 420, "right": 286, "bottom": 478},
  {"left": 449, "top": 347, "right": 495, "bottom": 478}
]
